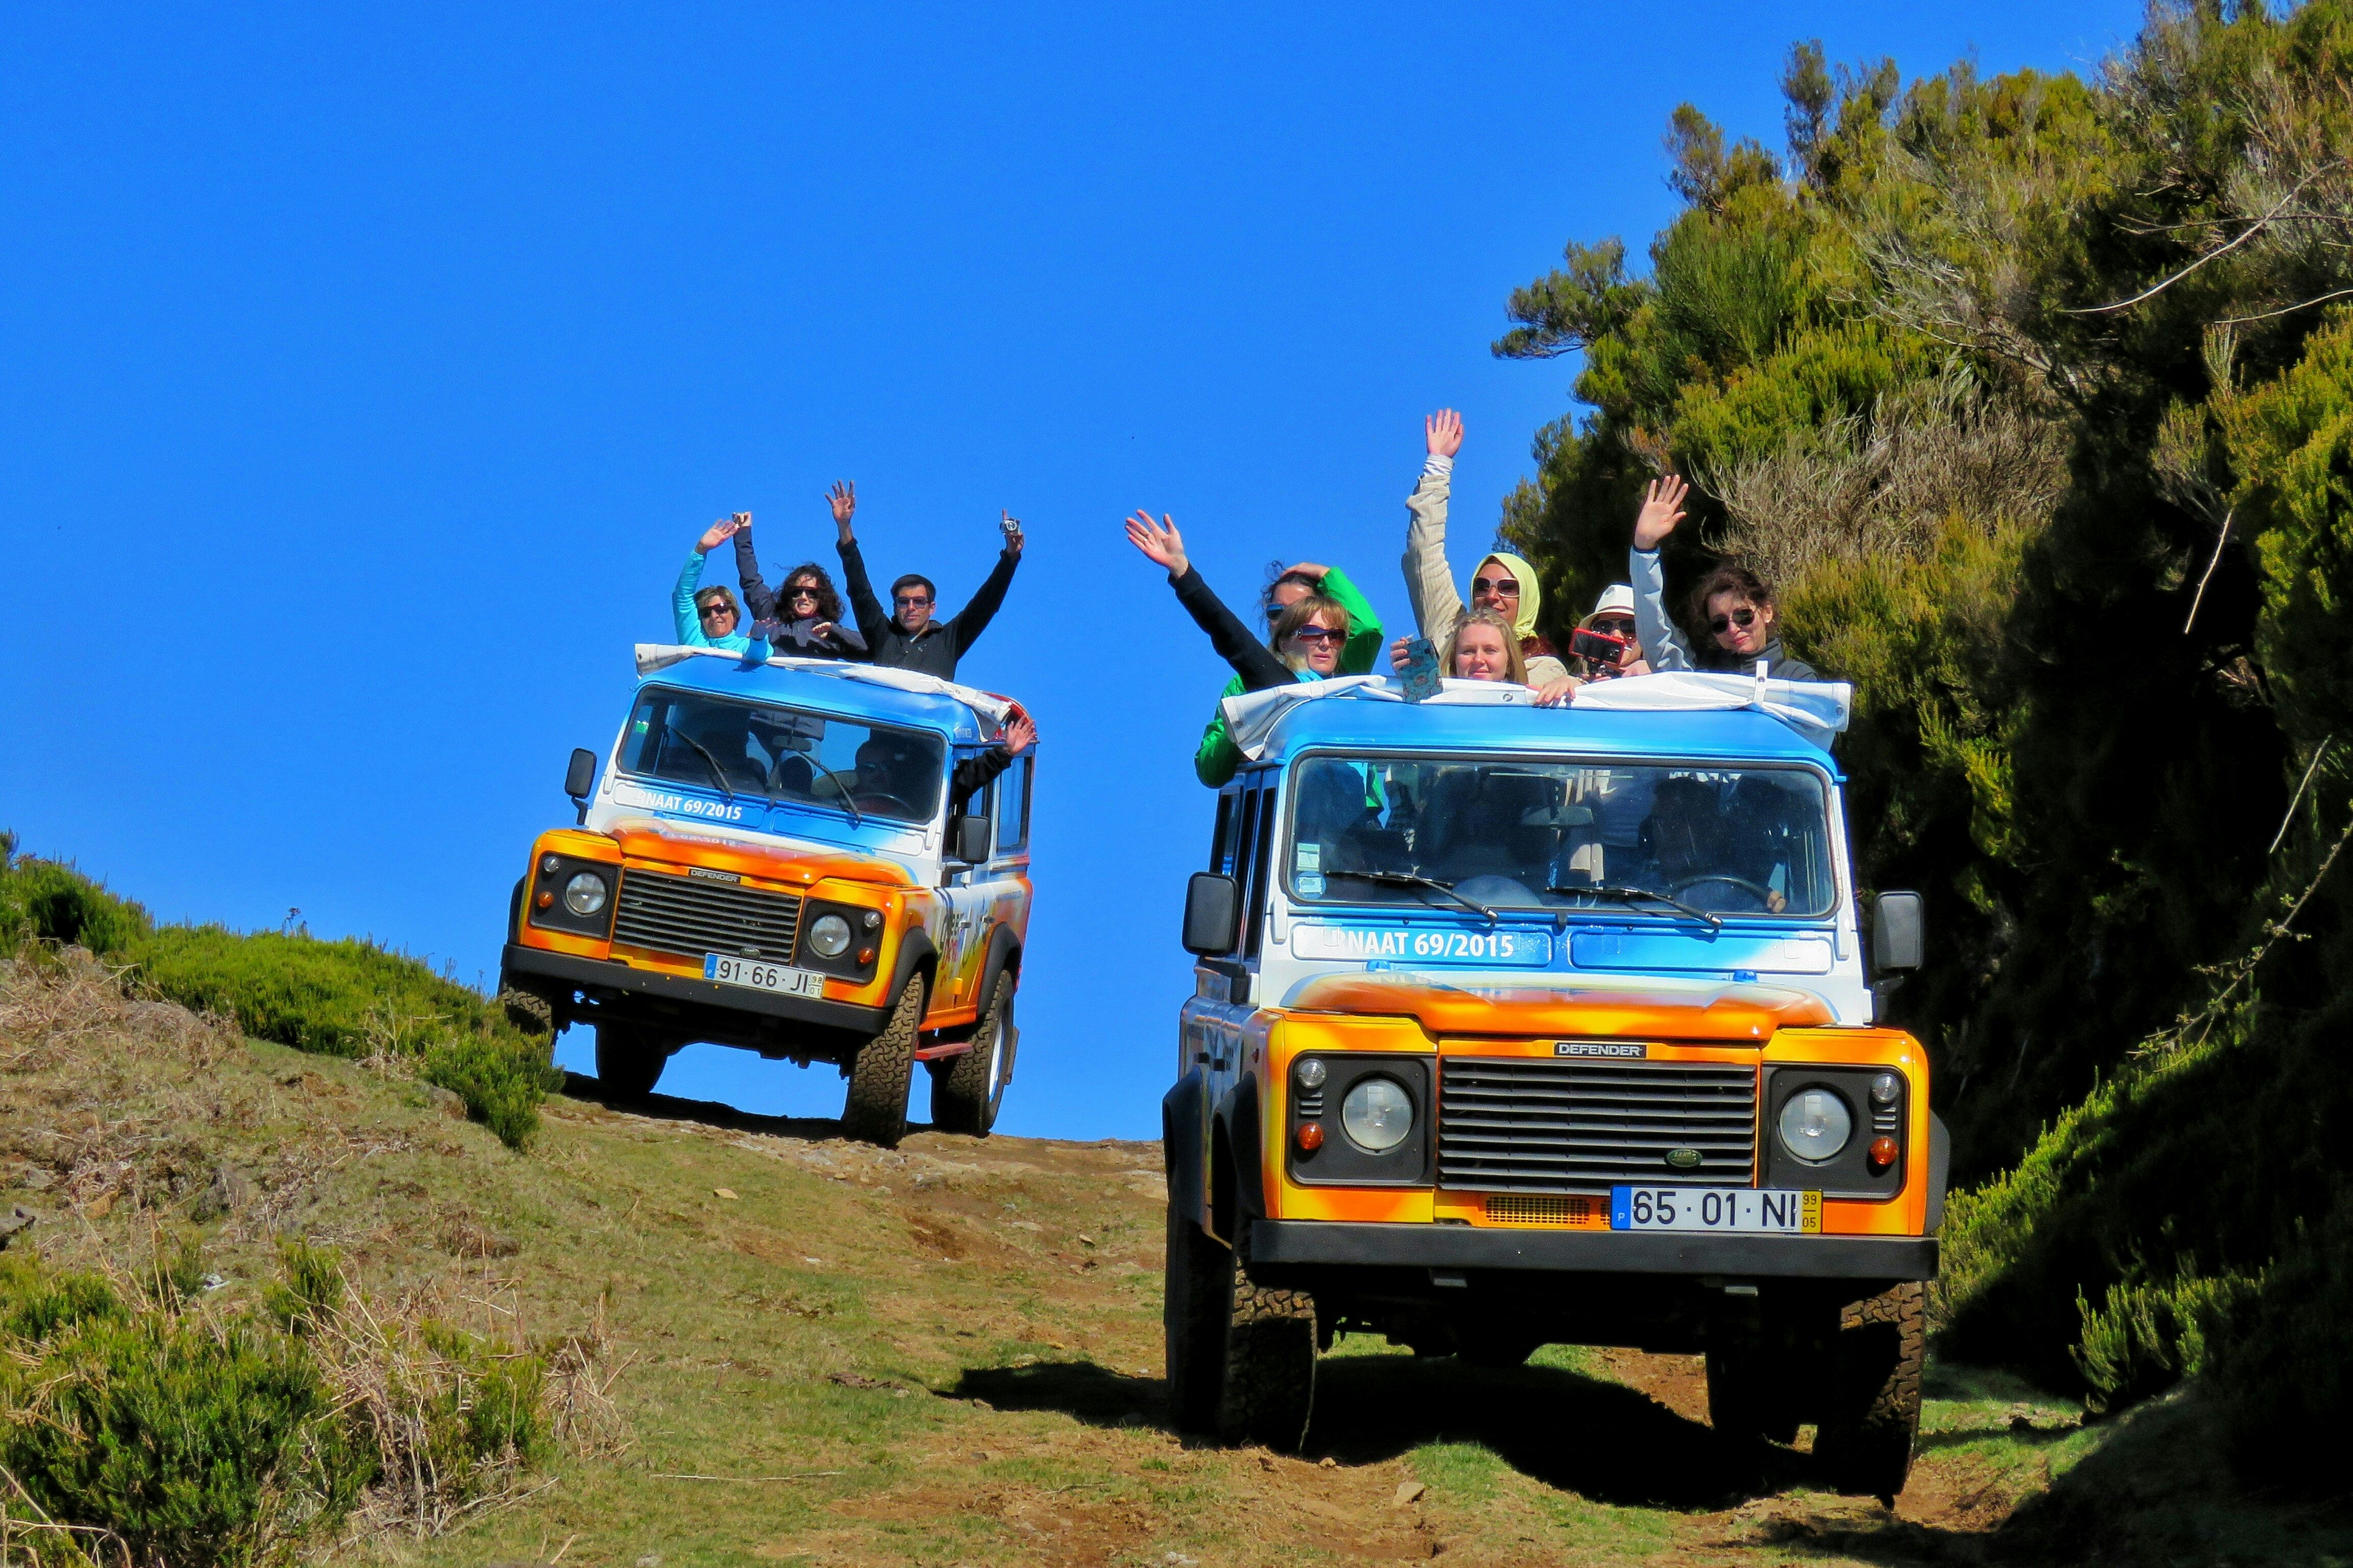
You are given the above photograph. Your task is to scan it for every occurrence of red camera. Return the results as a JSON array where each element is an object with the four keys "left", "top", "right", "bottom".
[{"left": 1570, "top": 626, "right": 1632, "bottom": 666}]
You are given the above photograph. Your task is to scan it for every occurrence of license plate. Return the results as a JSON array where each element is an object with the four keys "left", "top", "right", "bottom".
[
  {"left": 703, "top": 954, "right": 826, "bottom": 998},
  {"left": 1610, "top": 1187, "right": 1820, "bottom": 1233}
]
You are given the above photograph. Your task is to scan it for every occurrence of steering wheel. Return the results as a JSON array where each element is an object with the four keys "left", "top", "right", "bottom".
[
  {"left": 851, "top": 792, "right": 920, "bottom": 818},
  {"left": 1668, "top": 874, "right": 1777, "bottom": 907}
]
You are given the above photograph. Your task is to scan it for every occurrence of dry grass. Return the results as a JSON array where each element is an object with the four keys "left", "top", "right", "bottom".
[{"left": 1697, "top": 370, "right": 2069, "bottom": 594}]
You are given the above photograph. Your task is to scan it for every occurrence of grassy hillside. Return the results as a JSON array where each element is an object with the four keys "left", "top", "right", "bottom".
[{"left": 9, "top": 948, "right": 2348, "bottom": 1566}]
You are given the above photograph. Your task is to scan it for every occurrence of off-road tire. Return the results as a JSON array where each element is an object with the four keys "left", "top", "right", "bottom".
[
  {"left": 842, "top": 976, "right": 924, "bottom": 1148},
  {"left": 1217, "top": 1258, "right": 1317, "bottom": 1452},
  {"left": 593, "top": 1024, "right": 664, "bottom": 1099},
  {"left": 932, "top": 971, "right": 1013, "bottom": 1137},
  {"left": 1163, "top": 1200, "right": 1231, "bottom": 1439},
  {"left": 1815, "top": 1280, "right": 1926, "bottom": 1503},
  {"left": 496, "top": 980, "right": 554, "bottom": 1038}
]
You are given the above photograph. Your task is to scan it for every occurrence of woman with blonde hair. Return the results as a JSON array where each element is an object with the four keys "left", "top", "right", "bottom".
[{"left": 1390, "top": 607, "right": 1582, "bottom": 704}]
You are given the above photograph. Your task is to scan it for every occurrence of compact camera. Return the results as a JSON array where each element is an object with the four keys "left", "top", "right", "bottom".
[{"left": 1570, "top": 626, "right": 1633, "bottom": 667}]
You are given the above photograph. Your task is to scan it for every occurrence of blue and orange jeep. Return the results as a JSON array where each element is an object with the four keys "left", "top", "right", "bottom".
[
  {"left": 1162, "top": 677, "right": 1940, "bottom": 1500},
  {"left": 499, "top": 648, "right": 1035, "bottom": 1146}
]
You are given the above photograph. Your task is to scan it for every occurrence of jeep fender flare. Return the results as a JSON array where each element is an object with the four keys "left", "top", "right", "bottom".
[
  {"left": 1163, "top": 1071, "right": 1208, "bottom": 1227},
  {"left": 975, "top": 924, "right": 1022, "bottom": 1012},
  {"left": 887, "top": 930, "right": 939, "bottom": 1019},
  {"left": 1925, "top": 1111, "right": 1953, "bottom": 1233}
]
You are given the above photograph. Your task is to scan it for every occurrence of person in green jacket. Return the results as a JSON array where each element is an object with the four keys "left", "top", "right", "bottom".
[{"left": 1193, "top": 559, "right": 1382, "bottom": 787}]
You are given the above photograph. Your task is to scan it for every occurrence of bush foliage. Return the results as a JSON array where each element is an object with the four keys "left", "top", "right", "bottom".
[
  {"left": 0, "top": 1245, "right": 549, "bottom": 1566},
  {"left": 1497, "top": 0, "right": 2353, "bottom": 1482},
  {"left": 0, "top": 852, "right": 558, "bottom": 1149}
]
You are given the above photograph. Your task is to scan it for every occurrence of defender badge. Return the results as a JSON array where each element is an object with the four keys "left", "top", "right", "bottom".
[
  {"left": 1554, "top": 1040, "right": 1646, "bottom": 1059},
  {"left": 686, "top": 867, "right": 742, "bottom": 883}
]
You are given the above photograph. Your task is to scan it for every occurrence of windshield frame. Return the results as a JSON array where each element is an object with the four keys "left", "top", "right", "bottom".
[
  {"left": 615, "top": 685, "right": 952, "bottom": 831},
  {"left": 1276, "top": 745, "right": 1847, "bottom": 924}
]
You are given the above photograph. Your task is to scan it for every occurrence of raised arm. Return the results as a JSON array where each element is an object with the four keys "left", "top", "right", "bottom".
[
  {"left": 827, "top": 482, "right": 893, "bottom": 647},
  {"left": 1629, "top": 475, "right": 1696, "bottom": 671},
  {"left": 947, "top": 512, "right": 1024, "bottom": 658},
  {"left": 674, "top": 516, "right": 741, "bottom": 644},
  {"left": 730, "top": 513, "right": 778, "bottom": 622},
  {"left": 1402, "top": 410, "right": 1467, "bottom": 646},
  {"left": 1127, "top": 511, "right": 1292, "bottom": 690}
]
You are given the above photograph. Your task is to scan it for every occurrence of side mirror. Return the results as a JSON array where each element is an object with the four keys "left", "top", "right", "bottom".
[
  {"left": 950, "top": 814, "right": 992, "bottom": 864},
  {"left": 1871, "top": 891, "right": 1924, "bottom": 974},
  {"left": 1182, "top": 872, "right": 1241, "bottom": 957},
  {"left": 565, "top": 748, "right": 599, "bottom": 824}
]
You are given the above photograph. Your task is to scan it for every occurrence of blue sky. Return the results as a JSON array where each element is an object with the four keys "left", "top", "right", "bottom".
[{"left": 1, "top": 1, "right": 2142, "bottom": 1138}]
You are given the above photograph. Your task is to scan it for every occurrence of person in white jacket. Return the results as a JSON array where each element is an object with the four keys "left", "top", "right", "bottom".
[{"left": 1401, "top": 410, "right": 1571, "bottom": 686}]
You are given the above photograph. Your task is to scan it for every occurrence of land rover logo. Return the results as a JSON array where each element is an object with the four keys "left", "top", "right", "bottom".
[
  {"left": 1554, "top": 1040, "right": 1647, "bottom": 1059},
  {"left": 686, "top": 868, "right": 741, "bottom": 883},
  {"left": 1665, "top": 1148, "right": 1704, "bottom": 1171}
]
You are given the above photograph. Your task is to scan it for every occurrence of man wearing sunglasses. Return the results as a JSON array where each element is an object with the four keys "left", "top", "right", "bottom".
[
  {"left": 672, "top": 515, "right": 769, "bottom": 656},
  {"left": 1628, "top": 474, "right": 1816, "bottom": 680},
  {"left": 1573, "top": 584, "right": 1651, "bottom": 681},
  {"left": 831, "top": 480, "right": 1023, "bottom": 680}
]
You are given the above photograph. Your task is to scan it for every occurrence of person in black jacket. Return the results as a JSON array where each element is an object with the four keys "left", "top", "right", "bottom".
[
  {"left": 1628, "top": 474, "right": 1818, "bottom": 680},
  {"left": 730, "top": 517, "right": 868, "bottom": 659},
  {"left": 830, "top": 481, "right": 1021, "bottom": 680},
  {"left": 950, "top": 713, "right": 1037, "bottom": 818},
  {"left": 1124, "top": 510, "right": 1352, "bottom": 694}
]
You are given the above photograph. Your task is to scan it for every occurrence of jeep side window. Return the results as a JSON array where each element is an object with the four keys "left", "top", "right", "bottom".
[
  {"left": 995, "top": 755, "right": 1032, "bottom": 855},
  {"left": 1243, "top": 786, "right": 1278, "bottom": 960},
  {"left": 1208, "top": 791, "right": 1235, "bottom": 874}
]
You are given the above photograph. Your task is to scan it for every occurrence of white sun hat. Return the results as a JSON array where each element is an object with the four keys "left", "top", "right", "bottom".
[{"left": 1581, "top": 584, "right": 1636, "bottom": 627}]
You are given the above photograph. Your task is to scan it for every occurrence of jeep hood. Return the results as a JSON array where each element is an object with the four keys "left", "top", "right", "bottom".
[{"left": 1283, "top": 972, "right": 1832, "bottom": 1041}]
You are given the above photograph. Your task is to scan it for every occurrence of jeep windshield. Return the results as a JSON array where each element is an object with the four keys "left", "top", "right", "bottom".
[
  {"left": 1283, "top": 752, "right": 1837, "bottom": 919},
  {"left": 619, "top": 688, "right": 947, "bottom": 826}
]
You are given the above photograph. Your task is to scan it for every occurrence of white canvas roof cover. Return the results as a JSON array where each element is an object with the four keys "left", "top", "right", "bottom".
[
  {"left": 1221, "top": 668, "right": 1853, "bottom": 759},
  {"left": 631, "top": 644, "right": 1016, "bottom": 725}
]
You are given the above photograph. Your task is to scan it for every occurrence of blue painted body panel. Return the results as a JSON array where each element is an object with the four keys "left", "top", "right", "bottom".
[{"left": 1255, "top": 701, "right": 1841, "bottom": 777}]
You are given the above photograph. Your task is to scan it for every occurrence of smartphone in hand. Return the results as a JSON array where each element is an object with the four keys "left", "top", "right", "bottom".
[{"left": 1400, "top": 636, "right": 1442, "bottom": 703}]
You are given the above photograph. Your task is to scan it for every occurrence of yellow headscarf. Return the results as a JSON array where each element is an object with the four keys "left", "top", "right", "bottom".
[{"left": 1475, "top": 551, "right": 1546, "bottom": 647}]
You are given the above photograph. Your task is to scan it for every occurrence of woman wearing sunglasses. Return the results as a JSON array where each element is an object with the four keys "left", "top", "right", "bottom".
[
  {"left": 731, "top": 522, "right": 869, "bottom": 660},
  {"left": 1126, "top": 511, "right": 1365, "bottom": 774},
  {"left": 1629, "top": 476, "right": 1817, "bottom": 680},
  {"left": 673, "top": 515, "right": 766, "bottom": 655}
]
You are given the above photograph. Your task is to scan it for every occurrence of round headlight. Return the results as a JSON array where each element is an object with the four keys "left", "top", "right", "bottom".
[
  {"left": 562, "top": 871, "right": 608, "bottom": 916},
  {"left": 1870, "top": 1071, "right": 1901, "bottom": 1106},
  {"left": 1295, "top": 1057, "right": 1327, "bottom": 1090},
  {"left": 1341, "top": 1077, "right": 1414, "bottom": 1154},
  {"left": 808, "top": 913, "right": 853, "bottom": 959},
  {"left": 1778, "top": 1087, "right": 1853, "bottom": 1164}
]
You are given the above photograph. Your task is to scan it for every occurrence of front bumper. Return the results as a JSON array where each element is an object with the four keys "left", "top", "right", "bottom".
[
  {"left": 1245, "top": 1219, "right": 1937, "bottom": 1281},
  {"left": 502, "top": 943, "right": 889, "bottom": 1036}
]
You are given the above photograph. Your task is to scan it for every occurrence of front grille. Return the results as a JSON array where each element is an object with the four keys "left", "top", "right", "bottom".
[
  {"left": 1438, "top": 1057, "right": 1757, "bottom": 1192},
  {"left": 612, "top": 870, "right": 803, "bottom": 962}
]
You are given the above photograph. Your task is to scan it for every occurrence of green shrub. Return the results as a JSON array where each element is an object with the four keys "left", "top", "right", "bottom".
[
  {"left": 2, "top": 1306, "right": 369, "bottom": 1568},
  {"left": 2072, "top": 1266, "right": 2262, "bottom": 1413},
  {"left": 114, "top": 925, "right": 557, "bottom": 1149},
  {"left": 423, "top": 1033, "right": 565, "bottom": 1152},
  {"left": 263, "top": 1241, "right": 346, "bottom": 1337},
  {"left": 125, "top": 926, "right": 497, "bottom": 1058},
  {"left": 0, "top": 856, "right": 152, "bottom": 957}
]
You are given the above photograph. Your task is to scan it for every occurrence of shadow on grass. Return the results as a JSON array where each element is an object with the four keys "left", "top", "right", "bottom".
[
  {"left": 560, "top": 1068, "right": 931, "bottom": 1143},
  {"left": 952, "top": 1353, "right": 1813, "bottom": 1510}
]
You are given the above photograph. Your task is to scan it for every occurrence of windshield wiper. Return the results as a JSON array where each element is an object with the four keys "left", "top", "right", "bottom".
[
  {"left": 1324, "top": 869, "right": 1494, "bottom": 922},
  {"left": 803, "top": 754, "right": 863, "bottom": 828},
  {"left": 666, "top": 729, "right": 736, "bottom": 802},
  {"left": 1547, "top": 883, "right": 1722, "bottom": 930}
]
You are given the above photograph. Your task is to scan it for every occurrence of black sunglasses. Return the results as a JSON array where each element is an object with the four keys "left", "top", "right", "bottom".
[
  {"left": 698, "top": 602, "right": 735, "bottom": 619},
  {"left": 1709, "top": 606, "right": 1759, "bottom": 635}
]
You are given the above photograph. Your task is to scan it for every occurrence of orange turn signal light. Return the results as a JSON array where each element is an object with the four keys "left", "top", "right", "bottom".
[
  {"left": 535, "top": 891, "right": 554, "bottom": 909},
  {"left": 1295, "top": 1122, "right": 1325, "bottom": 1152},
  {"left": 856, "top": 947, "right": 876, "bottom": 964},
  {"left": 1868, "top": 1135, "right": 1899, "bottom": 1171}
]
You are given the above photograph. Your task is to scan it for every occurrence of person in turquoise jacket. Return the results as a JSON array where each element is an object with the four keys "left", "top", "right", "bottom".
[
  {"left": 672, "top": 515, "right": 768, "bottom": 657},
  {"left": 1193, "top": 559, "right": 1382, "bottom": 787}
]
